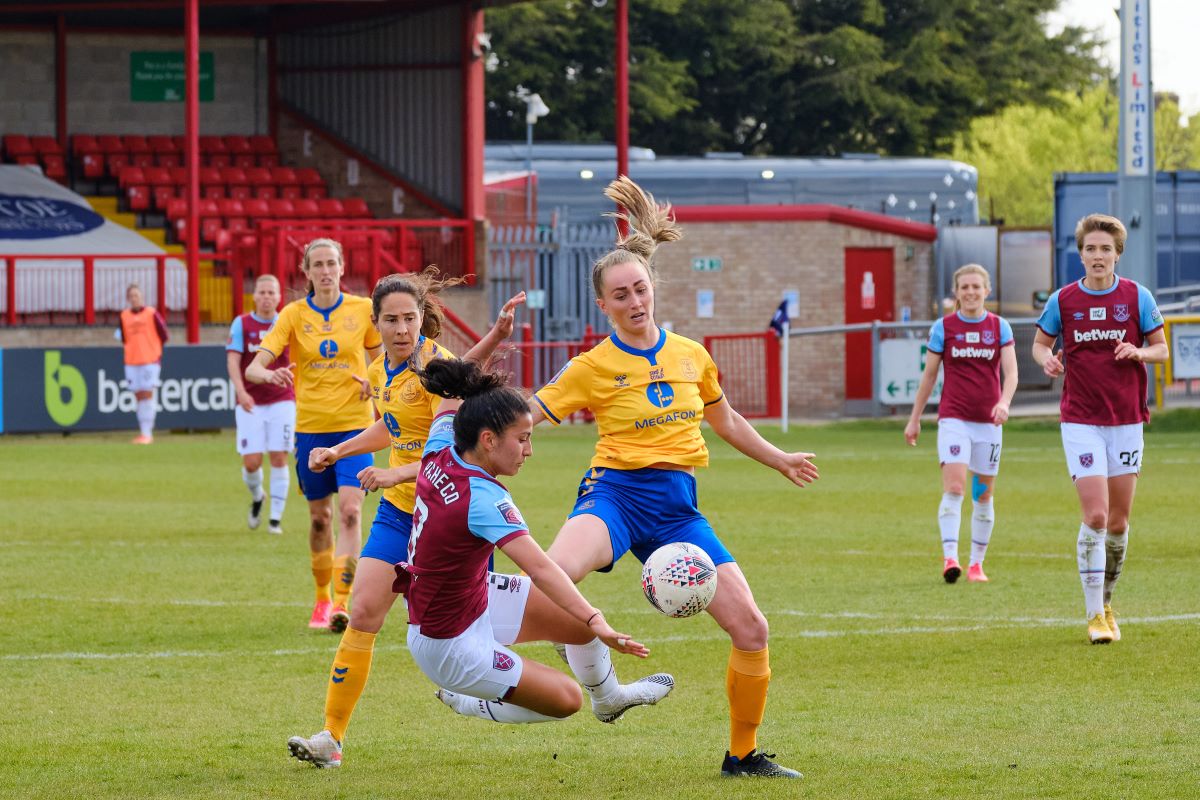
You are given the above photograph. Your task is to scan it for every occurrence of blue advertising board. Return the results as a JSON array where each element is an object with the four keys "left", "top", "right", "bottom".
[{"left": 2, "top": 345, "right": 236, "bottom": 434}]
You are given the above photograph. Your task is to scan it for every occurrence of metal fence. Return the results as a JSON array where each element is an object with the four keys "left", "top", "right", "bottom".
[{"left": 487, "top": 220, "right": 610, "bottom": 342}]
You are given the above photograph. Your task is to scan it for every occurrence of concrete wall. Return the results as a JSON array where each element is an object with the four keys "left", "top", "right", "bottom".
[{"left": 0, "top": 30, "right": 265, "bottom": 138}]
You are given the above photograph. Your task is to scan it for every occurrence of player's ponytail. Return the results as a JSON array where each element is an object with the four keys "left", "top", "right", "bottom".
[
  {"left": 418, "top": 358, "right": 529, "bottom": 452},
  {"left": 592, "top": 176, "right": 683, "bottom": 296}
]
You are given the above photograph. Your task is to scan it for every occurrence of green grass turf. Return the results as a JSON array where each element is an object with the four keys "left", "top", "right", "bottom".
[{"left": 2, "top": 414, "right": 1198, "bottom": 799}]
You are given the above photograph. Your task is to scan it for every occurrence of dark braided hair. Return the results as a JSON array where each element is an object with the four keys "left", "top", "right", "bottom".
[{"left": 418, "top": 358, "right": 529, "bottom": 453}]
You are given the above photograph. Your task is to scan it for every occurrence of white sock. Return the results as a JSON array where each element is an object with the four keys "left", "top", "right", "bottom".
[
  {"left": 1077, "top": 524, "right": 1106, "bottom": 618},
  {"left": 242, "top": 467, "right": 264, "bottom": 501},
  {"left": 565, "top": 637, "right": 619, "bottom": 707},
  {"left": 969, "top": 499, "right": 994, "bottom": 566},
  {"left": 938, "top": 493, "right": 963, "bottom": 560},
  {"left": 1104, "top": 529, "right": 1128, "bottom": 605},
  {"left": 269, "top": 466, "right": 290, "bottom": 520},
  {"left": 136, "top": 398, "right": 156, "bottom": 437},
  {"left": 440, "top": 690, "right": 560, "bottom": 724}
]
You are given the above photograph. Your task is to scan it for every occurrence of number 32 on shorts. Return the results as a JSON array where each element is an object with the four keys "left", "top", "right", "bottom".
[{"left": 1119, "top": 450, "right": 1141, "bottom": 468}]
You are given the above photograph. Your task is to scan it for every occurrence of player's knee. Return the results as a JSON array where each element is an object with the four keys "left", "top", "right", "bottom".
[
  {"left": 310, "top": 512, "right": 332, "bottom": 534},
  {"left": 339, "top": 506, "right": 361, "bottom": 529},
  {"left": 1082, "top": 509, "right": 1107, "bottom": 531},
  {"left": 268, "top": 452, "right": 288, "bottom": 469},
  {"left": 1106, "top": 514, "right": 1129, "bottom": 534},
  {"left": 243, "top": 454, "right": 264, "bottom": 472},
  {"left": 550, "top": 681, "right": 583, "bottom": 717},
  {"left": 731, "top": 609, "right": 769, "bottom": 651}
]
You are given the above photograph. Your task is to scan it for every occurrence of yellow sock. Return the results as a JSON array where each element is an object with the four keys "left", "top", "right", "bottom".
[
  {"left": 311, "top": 546, "right": 334, "bottom": 604},
  {"left": 332, "top": 554, "right": 357, "bottom": 609},
  {"left": 323, "top": 626, "right": 376, "bottom": 742},
  {"left": 726, "top": 645, "right": 771, "bottom": 759}
]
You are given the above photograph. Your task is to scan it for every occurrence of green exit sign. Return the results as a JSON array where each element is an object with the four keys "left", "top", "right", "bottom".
[
  {"left": 691, "top": 256, "right": 722, "bottom": 272},
  {"left": 131, "top": 51, "right": 214, "bottom": 102}
]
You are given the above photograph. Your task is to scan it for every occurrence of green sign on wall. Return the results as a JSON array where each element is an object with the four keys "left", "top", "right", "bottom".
[{"left": 130, "top": 51, "right": 214, "bottom": 102}]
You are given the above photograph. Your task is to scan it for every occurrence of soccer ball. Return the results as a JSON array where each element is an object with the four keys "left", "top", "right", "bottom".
[{"left": 641, "top": 542, "right": 718, "bottom": 618}]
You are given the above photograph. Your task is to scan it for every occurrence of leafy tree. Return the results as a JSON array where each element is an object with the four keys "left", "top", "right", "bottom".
[
  {"left": 949, "top": 87, "right": 1200, "bottom": 226},
  {"left": 484, "top": 0, "right": 1103, "bottom": 156}
]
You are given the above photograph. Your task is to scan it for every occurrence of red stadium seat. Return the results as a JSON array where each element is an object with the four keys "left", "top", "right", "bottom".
[
  {"left": 343, "top": 198, "right": 372, "bottom": 218},
  {"left": 316, "top": 198, "right": 346, "bottom": 217},
  {"left": 146, "top": 167, "right": 176, "bottom": 211},
  {"left": 71, "top": 135, "right": 104, "bottom": 179},
  {"left": 246, "top": 166, "right": 276, "bottom": 200},
  {"left": 267, "top": 198, "right": 295, "bottom": 218},
  {"left": 222, "top": 167, "right": 251, "bottom": 200},
  {"left": 249, "top": 135, "right": 277, "bottom": 154},
  {"left": 272, "top": 167, "right": 302, "bottom": 200},
  {"left": 41, "top": 153, "right": 67, "bottom": 180},
  {"left": 13, "top": 154, "right": 40, "bottom": 166},
  {"left": 147, "top": 135, "right": 179, "bottom": 167},
  {"left": 297, "top": 167, "right": 327, "bottom": 199},
  {"left": 118, "top": 166, "right": 145, "bottom": 190},
  {"left": 242, "top": 198, "right": 270, "bottom": 219},
  {"left": 199, "top": 166, "right": 225, "bottom": 199},
  {"left": 199, "top": 135, "right": 227, "bottom": 154},
  {"left": 291, "top": 198, "right": 320, "bottom": 218},
  {"left": 174, "top": 198, "right": 220, "bottom": 243},
  {"left": 5, "top": 135, "right": 35, "bottom": 158},
  {"left": 127, "top": 135, "right": 156, "bottom": 168},
  {"left": 31, "top": 136, "right": 63, "bottom": 155},
  {"left": 219, "top": 198, "right": 249, "bottom": 234}
]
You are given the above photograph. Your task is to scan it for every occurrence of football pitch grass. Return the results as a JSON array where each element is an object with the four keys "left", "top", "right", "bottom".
[{"left": 3, "top": 413, "right": 1198, "bottom": 799}]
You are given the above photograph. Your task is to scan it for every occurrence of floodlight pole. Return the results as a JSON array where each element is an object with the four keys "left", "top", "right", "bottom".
[
  {"left": 184, "top": 0, "right": 200, "bottom": 343},
  {"left": 614, "top": 0, "right": 629, "bottom": 233},
  {"left": 1117, "top": 0, "right": 1156, "bottom": 292}
]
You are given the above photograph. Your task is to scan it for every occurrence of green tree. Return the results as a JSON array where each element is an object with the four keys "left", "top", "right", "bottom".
[
  {"left": 484, "top": 0, "right": 1102, "bottom": 156},
  {"left": 950, "top": 87, "right": 1200, "bottom": 226}
]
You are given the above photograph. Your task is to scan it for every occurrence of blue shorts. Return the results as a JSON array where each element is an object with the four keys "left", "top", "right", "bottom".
[
  {"left": 295, "top": 430, "right": 373, "bottom": 502},
  {"left": 568, "top": 467, "right": 734, "bottom": 572},
  {"left": 361, "top": 499, "right": 413, "bottom": 564}
]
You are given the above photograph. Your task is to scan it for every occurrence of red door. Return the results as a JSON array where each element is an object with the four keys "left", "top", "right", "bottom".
[{"left": 844, "top": 248, "right": 895, "bottom": 400}]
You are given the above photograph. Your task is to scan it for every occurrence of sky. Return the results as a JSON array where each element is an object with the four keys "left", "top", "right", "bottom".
[{"left": 1046, "top": 0, "right": 1200, "bottom": 116}]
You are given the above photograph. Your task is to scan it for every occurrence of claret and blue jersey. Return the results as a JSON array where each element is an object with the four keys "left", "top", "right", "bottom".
[
  {"left": 1036, "top": 276, "right": 1163, "bottom": 425},
  {"left": 927, "top": 311, "right": 1014, "bottom": 423}
]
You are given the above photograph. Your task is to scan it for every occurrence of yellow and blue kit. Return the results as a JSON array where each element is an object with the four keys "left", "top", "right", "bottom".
[
  {"left": 361, "top": 337, "right": 453, "bottom": 565},
  {"left": 533, "top": 328, "right": 734, "bottom": 570},
  {"left": 258, "top": 292, "right": 381, "bottom": 501}
]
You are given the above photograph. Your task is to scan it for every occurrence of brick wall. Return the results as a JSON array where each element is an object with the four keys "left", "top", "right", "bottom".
[
  {"left": 649, "top": 219, "right": 933, "bottom": 416},
  {"left": 0, "top": 31, "right": 55, "bottom": 137}
]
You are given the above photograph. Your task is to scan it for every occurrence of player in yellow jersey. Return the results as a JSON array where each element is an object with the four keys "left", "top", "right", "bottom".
[
  {"left": 530, "top": 177, "right": 820, "bottom": 779},
  {"left": 246, "top": 239, "right": 381, "bottom": 631}
]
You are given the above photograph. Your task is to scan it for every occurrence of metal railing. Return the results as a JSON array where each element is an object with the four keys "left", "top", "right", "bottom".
[{"left": 0, "top": 252, "right": 207, "bottom": 325}]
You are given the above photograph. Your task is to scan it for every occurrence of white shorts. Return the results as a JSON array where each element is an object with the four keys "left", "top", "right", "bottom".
[
  {"left": 937, "top": 418, "right": 1003, "bottom": 476},
  {"left": 234, "top": 400, "right": 296, "bottom": 455},
  {"left": 407, "top": 573, "right": 532, "bottom": 702},
  {"left": 1061, "top": 422, "right": 1144, "bottom": 480},
  {"left": 124, "top": 363, "right": 161, "bottom": 393}
]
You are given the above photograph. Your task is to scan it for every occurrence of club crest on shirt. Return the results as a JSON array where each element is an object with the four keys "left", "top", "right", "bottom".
[
  {"left": 401, "top": 379, "right": 423, "bottom": 404},
  {"left": 495, "top": 499, "right": 525, "bottom": 527},
  {"left": 1079, "top": 452, "right": 1094, "bottom": 468},
  {"left": 680, "top": 358, "right": 698, "bottom": 381},
  {"left": 949, "top": 444, "right": 961, "bottom": 456},
  {"left": 1113, "top": 304, "right": 1130, "bottom": 323},
  {"left": 981, "top": 329, "right": 995, "bottom": 346},
  {"left": 492, "top": 651, "right": 515, "bottom": 671},
  {"left": 1090, "top": 307, "right": 1106, "bottom": 321},
  {"left": 965, "top": 331, "right": 980, "bottom": 343}
]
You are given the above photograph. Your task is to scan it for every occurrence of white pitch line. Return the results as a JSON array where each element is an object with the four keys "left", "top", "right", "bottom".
[
  {"left": 4, "top": 614, "right": 1196, "bottom": 662},
  {"left": 25, "top": 594, "right": 309, "bottom": 609}
]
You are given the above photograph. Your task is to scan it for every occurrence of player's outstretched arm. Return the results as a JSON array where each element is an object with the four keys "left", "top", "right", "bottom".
[
  {"left": 309, "top": 419, "right": 391, "bottom": 472},
  {"left": 462, "top": 291, "right": 526, "bottom": 366},
  {"left": 501, "top": 536, "right": 648, "bottom": 657},
  {"left": 356, "top": 461, "right": 421, "bottom": 491},
  {"left": 705, "top": 397, "right": 818, "bottom": 487},
  {"left": 905, "top": 351, "right": 943, "bottom": 445}
]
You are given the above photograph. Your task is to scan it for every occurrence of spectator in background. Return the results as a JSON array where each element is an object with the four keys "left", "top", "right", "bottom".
[
  {"left": 226, "top": 274, "right": 295, "bottom": 535},
  {"left": 118, "top": 282, "right": 168, "bottom": 445}
]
